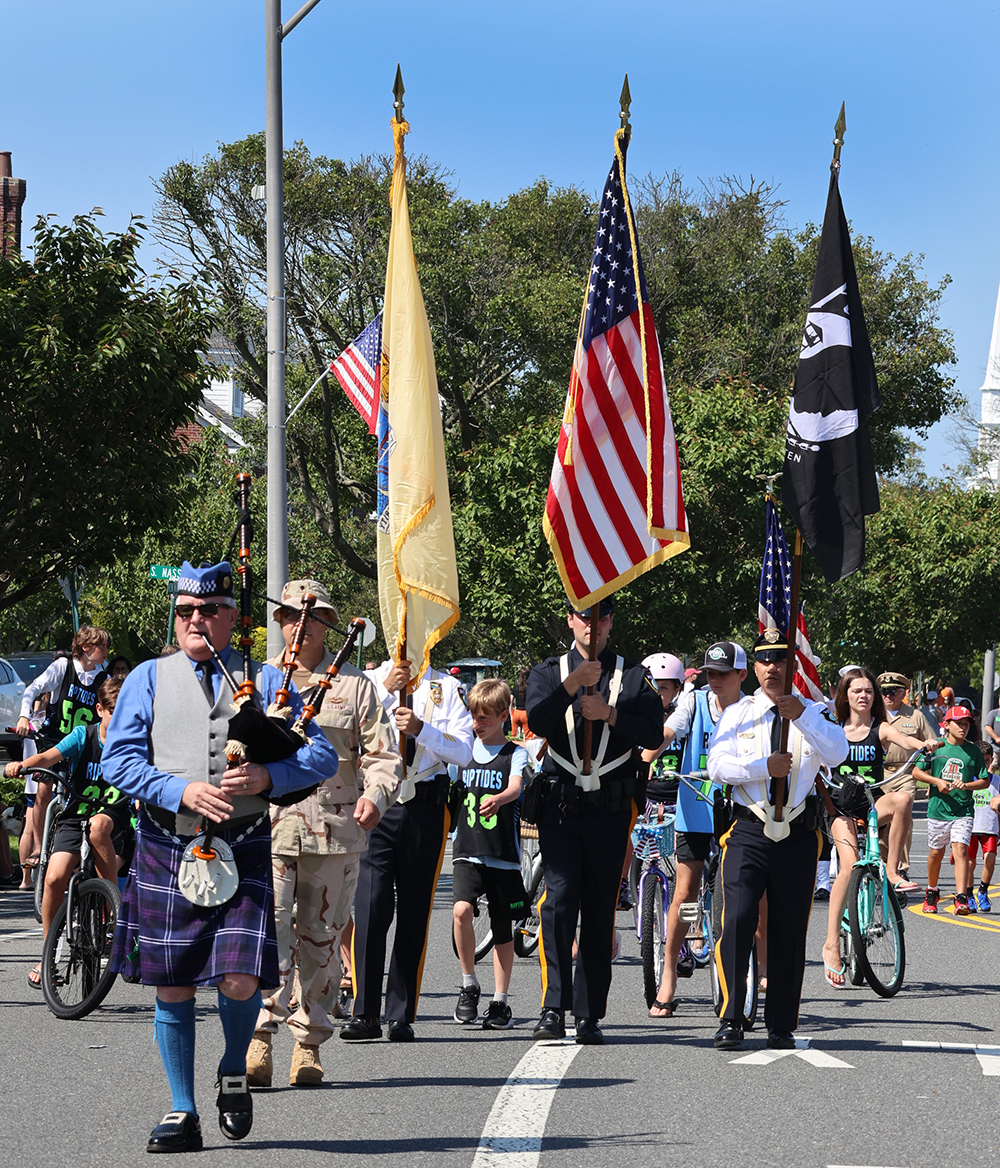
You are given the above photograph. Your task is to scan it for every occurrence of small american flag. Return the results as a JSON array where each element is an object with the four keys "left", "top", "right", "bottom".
[
  {"left": 543, "top": 134, "right": 687, "bottom": 607},
  {"left": 758, "top": 496, "right": 824, "bottom": 702},
  {"left": 330, "top": 313, "right": 382, "bottom": 435}
]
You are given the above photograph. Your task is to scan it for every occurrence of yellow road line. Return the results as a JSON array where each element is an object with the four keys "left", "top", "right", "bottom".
[{"left": 905, "top": 884, "right": 1000, "bottom": 932}]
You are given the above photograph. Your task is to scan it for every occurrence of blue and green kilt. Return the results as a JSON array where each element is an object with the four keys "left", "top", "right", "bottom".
[{"left": 111, "top": 806, "right": 279, "bottom": 988}]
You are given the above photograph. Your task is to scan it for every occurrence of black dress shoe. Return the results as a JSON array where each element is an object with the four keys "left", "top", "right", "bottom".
[
  {"left": 146, "top": 1111, "right": 203, "bottom": 1153},
  {"left": 574, "top": 1017, "right": 604, "bottom": 1045},
  {"left": 532, "top": 1007, "right": 566, "bottom": 1041},
  {"left": 339, "top": 1014, "right": 383, "bottom": 1041},
  {"left": 713, "top": 1020, "right": 744, "bottom": 1050},
  {"left": 387, "top": 1020, "right": 415, "bottom": 1042},
  {"left": 767, "top": 1030, "right": 796, "bottom": 1050},
  {"left": 216, "top": 1072, "right": 253, "bottom": 1141}
]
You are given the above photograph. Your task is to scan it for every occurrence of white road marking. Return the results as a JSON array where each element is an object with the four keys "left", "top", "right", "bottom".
[
  {"left": 902, "top": 1038, "right": 1000, "bottom": 1076},
  {"left": 730, "top": 1037, "right": 853, "bottom": 1069},
  {"left": 471, "top": 1039, "right": 582, "bottom": 1168},
  {"left": 1, "top": 928, "right": 42, "bottom": 942}
]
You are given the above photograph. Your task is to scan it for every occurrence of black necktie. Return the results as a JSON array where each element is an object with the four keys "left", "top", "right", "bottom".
[
  {"left": 199, "top": 660, "right": 215, "bottom": 707},
  {"left": 406, "top": 734, "right": 416, "bottom": 767},
  {"left": 769, "top": 706, "right": 782, "bottom": 804}
]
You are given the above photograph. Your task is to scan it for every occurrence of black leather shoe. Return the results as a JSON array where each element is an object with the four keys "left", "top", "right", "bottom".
[
  {"left": 713, "top": 1021, "right": 744, "bottom": 1050},
  {"left": 767, "top": 1030, "right": 796, "bottom": 1050},
  {"left": 216, "top": 1072, "right": 253, "bottom": 1141},
  {"left": 146, "top": 1111, "right": 203, "bottom": 1153},
  {"left": 387, "top": 1020, "right": 415, "bottom": 1042},
  {"left": 575, "top": 1017, "right": 604, "bottom": 1045},
  {"left": 339, "top": 1014, "right": 383, "bottom": 1041},
  {"left": 532, "top": 1007, "right": 566, "bottom": 1041}
]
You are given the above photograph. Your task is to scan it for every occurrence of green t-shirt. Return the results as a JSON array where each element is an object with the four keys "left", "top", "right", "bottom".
[{"left": 925, "top": 741, "right": 987, "bottom": 821}]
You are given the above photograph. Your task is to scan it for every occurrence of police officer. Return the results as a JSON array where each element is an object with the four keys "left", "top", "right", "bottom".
[
  {"left": 708, "top": 629, "right": 848, "bottom": 1051},
  {"left": 526, "top": 597, "right": 663, "bottom": 1045},
  {"left": 340, "top": 656, "right": 474, "bottom": 1042}
]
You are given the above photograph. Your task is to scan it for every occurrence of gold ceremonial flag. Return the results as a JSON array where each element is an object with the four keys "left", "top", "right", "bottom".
[{"left": 376, "top": 117, "right": 460, "bottom": 683}]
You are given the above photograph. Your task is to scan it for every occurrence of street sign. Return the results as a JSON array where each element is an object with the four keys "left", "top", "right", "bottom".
[{"left": 150, "top": 565, "right": 181, "bottom": 581}]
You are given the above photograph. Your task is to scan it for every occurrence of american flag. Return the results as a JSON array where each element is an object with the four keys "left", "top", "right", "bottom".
[
  {"left": 758, "top": 496, "right": 824, "bottom": 702},
  {"left": 330, "top": 313, "right": 382, "bottom": 435},
  {"left": 543, "top": 134, "right": 688, "bottom": 608}
]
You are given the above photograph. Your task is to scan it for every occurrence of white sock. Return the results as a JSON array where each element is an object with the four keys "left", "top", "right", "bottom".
[
  {"left": 815, "top": 860, "right": 831, "bottom": 891},
  {"left": 462, "top": 973, "right": 479, "bottom": 989},
  {"left": 493, "top": 992, "right": 508, "bottom": 1005}
]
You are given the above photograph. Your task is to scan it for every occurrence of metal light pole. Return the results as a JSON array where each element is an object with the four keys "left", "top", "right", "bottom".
[
  {"left": 983, "top": 644, "right": 996, "bottom": 718},
  {"left": 264, "top": 0, "right": 324, "bottom": 658}
]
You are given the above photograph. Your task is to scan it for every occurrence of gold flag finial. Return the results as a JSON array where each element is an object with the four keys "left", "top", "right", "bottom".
[
  {"left": 619, "top": 74, "right": 632, "bottom": 140},
  {"left": 393, "top": 64, "right": 405, "bottom": 123},
  {"left": 832, "top": 101, "right": 846, "bottom": 172}
]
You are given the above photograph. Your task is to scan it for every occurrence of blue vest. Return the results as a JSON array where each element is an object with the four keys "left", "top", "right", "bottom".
[{"left": 676, "top": 690, "right": 719, "bottom": 834}]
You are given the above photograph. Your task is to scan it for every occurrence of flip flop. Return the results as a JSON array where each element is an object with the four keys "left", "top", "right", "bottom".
[
  {"left": 824, "top": 960, "right": 846, "bottom": 989},
  {"left": 648, "top": 999, "right": 677, "bottom": 1018},
  {"left": 27, "top": 964, "right": 42, "bottom": 989},
  {"left": 892, "top": 879, "right": 919, "bottom": 893}
]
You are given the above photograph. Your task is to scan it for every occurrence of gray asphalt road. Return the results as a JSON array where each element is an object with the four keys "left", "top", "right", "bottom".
[{"left": 2, "top": 808, "right": 999, "bottom": 1167}]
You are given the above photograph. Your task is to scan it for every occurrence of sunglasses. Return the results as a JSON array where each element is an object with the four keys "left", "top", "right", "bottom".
[
  {"left": 174, "top": 603, "right": 230, "bottom": 619},
  {"left": 755, "top": 651, "right": 787, "bottom": 663},
  {"left": 881, "top": 686, "right": 904, "bottom": 696}
]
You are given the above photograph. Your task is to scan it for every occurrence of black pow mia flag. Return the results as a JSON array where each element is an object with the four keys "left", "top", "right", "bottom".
[{"left": 783, "top": 169, "right": 881, "bottom": 584}]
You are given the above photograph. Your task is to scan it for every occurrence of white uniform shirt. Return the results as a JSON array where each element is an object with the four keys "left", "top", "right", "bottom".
[
  {"left": 368, "top": 662, "right": 474, "bottom": 802},
  {"left": 708, "top": 689, "right": 849, "bottom": 812}
]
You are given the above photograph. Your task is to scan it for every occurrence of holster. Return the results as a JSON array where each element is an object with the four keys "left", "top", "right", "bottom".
[{"left": 713, "top": 787, "right": 736, "bottom": 843}]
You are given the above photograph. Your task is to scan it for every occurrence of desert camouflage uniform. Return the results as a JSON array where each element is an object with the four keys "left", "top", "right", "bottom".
[{"left": 256, "top": 652, "right": 400, "bottom": 1046}]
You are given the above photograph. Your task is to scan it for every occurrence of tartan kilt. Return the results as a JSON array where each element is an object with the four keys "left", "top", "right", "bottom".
[{"left": 111, "top": 806, "right": 279, "bottom": 989}]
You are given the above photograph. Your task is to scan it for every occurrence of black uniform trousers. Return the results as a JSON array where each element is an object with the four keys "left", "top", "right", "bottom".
[
  {"left": 351, "top": 795, "right": 451, "bottom": 1024},
  {"left": 537, "top": 797, "right": 632, "bottom": 1019},
  {"left": 715, "top": 811, "right": 822, "bottom": 1033}
]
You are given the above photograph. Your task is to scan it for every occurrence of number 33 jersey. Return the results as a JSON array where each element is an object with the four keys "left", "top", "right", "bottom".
[{"left": 451, "top": 739, "right": 528, "bottom": 865}]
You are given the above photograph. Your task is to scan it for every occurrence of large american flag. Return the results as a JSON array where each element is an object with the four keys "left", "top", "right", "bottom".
[
  {"left": 543, "top": 134, "right": 688, "bottom": 607},
  {"left": 330, "top": 313, "right": 382, "bottom": 435},
  {"left": 759, "top": 496, "right": 824, "bottom": 702}
]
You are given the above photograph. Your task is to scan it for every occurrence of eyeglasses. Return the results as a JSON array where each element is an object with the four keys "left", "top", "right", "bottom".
[{"left": 174, "top": 603, "right": 229, "bottom": 619}]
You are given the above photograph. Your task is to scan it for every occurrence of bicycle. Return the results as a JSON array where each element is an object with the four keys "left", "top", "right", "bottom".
[
  {"left": 31, "top": 768, "right": 122, "bottom": 1019},
  {"left": 9, "top": 729, "right": 70, "bottom": 925},
  {"left": 826, "top": 754, "right": 923, "bottom": 998},
  {"left": 514, "top": 821, "right": 544, "bottom": 959}
]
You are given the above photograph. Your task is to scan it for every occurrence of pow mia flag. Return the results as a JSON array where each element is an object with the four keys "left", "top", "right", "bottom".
[{"left": 783, "top": 169, "right": 880, "bottom": 584}]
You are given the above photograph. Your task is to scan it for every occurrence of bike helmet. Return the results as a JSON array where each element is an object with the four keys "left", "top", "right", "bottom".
[{"left": 642, "top": 652, "right": 685, "bottom": 682}]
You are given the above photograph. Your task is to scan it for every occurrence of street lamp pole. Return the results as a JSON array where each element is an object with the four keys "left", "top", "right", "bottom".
[{"left": 264, "top": 0, "right": 323, "bottom": 658}]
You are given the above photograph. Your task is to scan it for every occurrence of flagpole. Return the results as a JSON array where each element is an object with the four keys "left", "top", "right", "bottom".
[{"left": 773, "top": 527, "right": 803, "bottom": 822}]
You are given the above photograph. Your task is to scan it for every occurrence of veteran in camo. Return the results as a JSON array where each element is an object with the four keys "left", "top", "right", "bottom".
[{"left": 246, "top": 579, "right": 400, "bottom": 1087}]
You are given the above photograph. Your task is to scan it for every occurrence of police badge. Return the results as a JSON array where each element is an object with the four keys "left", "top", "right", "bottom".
[{"left": 429, "top": 681, "right": 443, "bottom": 706}]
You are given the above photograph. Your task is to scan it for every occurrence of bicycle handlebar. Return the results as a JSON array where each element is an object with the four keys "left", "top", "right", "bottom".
[
  {"left": 824, "top": 746, "right": 933, "bottom": 795},
  {"left": 13, "top": 766, "right": 109, "bottom": 808},
  {"left": 655, "top": 770, "right": 714, "bottom": 803}
]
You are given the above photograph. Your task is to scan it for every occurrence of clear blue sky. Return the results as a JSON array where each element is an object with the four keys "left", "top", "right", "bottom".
[{"left": 7, "top": 0, "right": 998, "bottom": 477}]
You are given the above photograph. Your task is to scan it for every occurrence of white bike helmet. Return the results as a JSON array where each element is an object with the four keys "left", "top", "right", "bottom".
[{"left": 642, "top": 652, "right": 685, "bottom": 682}]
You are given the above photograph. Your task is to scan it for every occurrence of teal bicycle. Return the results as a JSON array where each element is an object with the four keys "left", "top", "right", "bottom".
[{"left": 827, "top": 752, "right": 925, "bottom": 998}]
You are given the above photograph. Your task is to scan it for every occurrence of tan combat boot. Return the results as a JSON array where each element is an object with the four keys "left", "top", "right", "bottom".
[
  {"left": 289, "top": 1041, "right": 323, "bottom": 1086},
  {"left": 245, "top": 1032, "right": 273, "bottom": 1088}
]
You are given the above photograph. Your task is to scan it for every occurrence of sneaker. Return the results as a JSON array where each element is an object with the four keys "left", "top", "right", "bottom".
[
  {"left": 976, "top": 888, "right": 992, "bottom": 913},
  {"left": 616, "top": 878, "right": 633, "bottom": 911},
  {"left": 0, "top": 867, "right": 22, "bottom": 890},
  {"left": 482, "top": 1000, "right": 514, "bottom": 1030},
  {"left": 954, "top": 894, "right": 971, "bottom": 916},
  {"left": 454, "top": 984, "right": 481, "bottom": 1024},
  {"left": 966, "top": 891, "right": 978, "bottom": 914},
  {"left": 922, "top": 887, "right": 939, "bottom": 914}
]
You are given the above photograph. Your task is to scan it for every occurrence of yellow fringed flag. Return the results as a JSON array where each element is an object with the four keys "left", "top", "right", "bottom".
[{"left": 375, "top": 117, "right": 460, "bottom": 683}]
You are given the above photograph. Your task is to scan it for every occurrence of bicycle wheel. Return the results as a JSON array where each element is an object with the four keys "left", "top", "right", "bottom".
[
  {"left": 514, "top": 855, "right": 544, "bottom": 959},
  {"left": 640, "top": 873, "right": 667, "bottom": 1008},
  {"left": 41, "top": 878, "right": 121, "bottom": 1020},
  {"left": 451, "top": 893, "right": 495, "bottom": 963},
  {"left": 840, "top": 916, "right": 863, "bottom": 986},
  {"left": 848, "top": 864, "right": 905, "bottom": 998}
]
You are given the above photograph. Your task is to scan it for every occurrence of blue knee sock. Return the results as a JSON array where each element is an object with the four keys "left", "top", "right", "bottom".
[
  {"left": 154, "top": 997, "right": 197, "bottom": 1116},
  {"left": 218, "top": 988, "right": 262, "bottom": 1075}
]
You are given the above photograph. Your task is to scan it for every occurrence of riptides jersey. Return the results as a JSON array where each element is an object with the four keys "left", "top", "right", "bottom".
[{"left": 452, "top": 740, "right": 528, "bottom": 869}]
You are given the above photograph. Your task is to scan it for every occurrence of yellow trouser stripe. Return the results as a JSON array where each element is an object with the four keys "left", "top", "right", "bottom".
[{"left": 713, "top": 821, "right": 737, "bottom": 1018}]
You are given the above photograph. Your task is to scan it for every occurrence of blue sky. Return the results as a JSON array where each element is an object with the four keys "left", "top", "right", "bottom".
[{"left": 7, "top": 0, "right": 998, "bottom": 477}]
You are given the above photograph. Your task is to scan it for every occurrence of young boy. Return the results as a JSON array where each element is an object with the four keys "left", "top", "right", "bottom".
[
  {"left": 451, "top": 679, "right": 529, "bottom": 1030},
  {"left": 912, "top": 706, "right": 989, "bottom": 916},
  {"left": 5, "top": 677, "right": 130, "bottom": 985},
  {"left": 970, "top": 745, "right": 1000, "bottom": 912}
]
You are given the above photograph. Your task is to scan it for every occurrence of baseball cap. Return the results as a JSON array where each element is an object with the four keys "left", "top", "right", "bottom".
[
  {"left": 702, "top": 642, "right": 747, "bottom": 672},
  {"left": 942, "top": 706, "right": 973, "bottom": 723},
  {"left": 642, "top": 652, "right": 685, "bottom": 682}
]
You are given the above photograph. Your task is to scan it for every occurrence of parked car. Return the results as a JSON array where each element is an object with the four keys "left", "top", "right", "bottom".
[{"left": 0, "top": 657, "right": 27, "bottom": 753}]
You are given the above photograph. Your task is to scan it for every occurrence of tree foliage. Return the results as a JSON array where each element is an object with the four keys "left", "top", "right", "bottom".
[{"left": 0, "top": 213, "right": 214, "bottom": 614}]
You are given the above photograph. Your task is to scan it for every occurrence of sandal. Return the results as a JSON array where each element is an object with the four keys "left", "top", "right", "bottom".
[
  {"left": 648, "top": 999, "right": 677, "bottom": 1018},
  {"left": 824, "top": 960, "right": 846, "bottom": 989},
  {"left": 892, "top": 879, "right": 919, "bottom": 893},
  {"left": 27, "top": 964, "right": 42, "bottom": 989}
]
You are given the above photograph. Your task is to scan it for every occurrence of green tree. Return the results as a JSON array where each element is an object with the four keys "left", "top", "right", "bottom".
[{"left": 0, "top": 212, "right": 214, "bottom": 614}]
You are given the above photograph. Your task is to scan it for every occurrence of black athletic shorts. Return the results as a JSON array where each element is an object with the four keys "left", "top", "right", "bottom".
[
  {"left": 452, "top": 861, "right": 529, "bottom": 945},
  {"left": 51, "top": 809, "right": 132, "bottom": 859},
  {"left": 674, "top": 829, "right": 713, "bottom": 863}
]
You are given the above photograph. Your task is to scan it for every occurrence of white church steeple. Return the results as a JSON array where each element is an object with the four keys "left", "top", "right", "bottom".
[{"left": 979, "top": 281, "right": 1000, "bottom": 486}]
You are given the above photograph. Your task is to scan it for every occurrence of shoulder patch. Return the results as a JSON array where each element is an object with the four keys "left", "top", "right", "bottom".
[
  {"left": 821, "top": 707, "right": 837, "bottom": 723},
  {"left": 645, "top": 674, "right": 659, "bottom": 694},
  {"left": 457, "top": 685, "right": 469, "bottom": 710}
]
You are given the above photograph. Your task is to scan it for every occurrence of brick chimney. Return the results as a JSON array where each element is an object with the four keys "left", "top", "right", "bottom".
[{"left": 0, "top": 152, "right": 27, "bottom": 258}]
